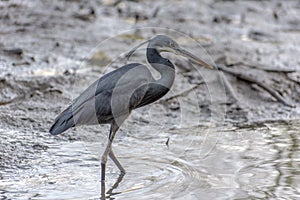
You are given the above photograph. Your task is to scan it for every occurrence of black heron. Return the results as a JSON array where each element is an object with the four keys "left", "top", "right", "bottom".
[{"left": 49, "top": 35, "right": 213, "bottom": 195}]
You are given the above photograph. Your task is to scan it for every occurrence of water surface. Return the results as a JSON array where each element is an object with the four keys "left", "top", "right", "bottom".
[{"left": 1, "top": 121, "right": 299, "bottom": 199}]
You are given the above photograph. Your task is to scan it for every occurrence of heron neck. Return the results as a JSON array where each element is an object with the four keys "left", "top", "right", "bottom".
[{"left": 146, "top": 48, "right": 175, "bottom": 89}]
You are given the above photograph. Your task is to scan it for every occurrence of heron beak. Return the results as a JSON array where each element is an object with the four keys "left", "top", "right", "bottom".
[{"left": 176, "top": 48, "right": 214, "bottom": 69}]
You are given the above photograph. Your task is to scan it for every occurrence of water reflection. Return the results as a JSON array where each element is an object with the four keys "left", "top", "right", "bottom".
[{"left": 1, "top": 121, "right": 299, "bottom": 199}]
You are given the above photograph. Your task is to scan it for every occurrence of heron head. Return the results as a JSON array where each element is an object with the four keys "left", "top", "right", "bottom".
[
  {"left": 148, "top": 35, "right": 180, "bottom": 53},
  {"left": 149, "top": 35, "right": 214, "bottom": 69},
  {"left": 126, "top": 35, "right": 214, "bottom": 69}
]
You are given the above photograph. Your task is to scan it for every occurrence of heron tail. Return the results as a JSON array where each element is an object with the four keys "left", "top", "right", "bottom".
[{"left": 49, "top": 106, "right": 75, "bottom": 135}]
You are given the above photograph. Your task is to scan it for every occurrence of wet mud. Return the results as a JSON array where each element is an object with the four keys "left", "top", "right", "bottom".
[{"left": 0, "top": 0, "right": 300, "bottom": 199}]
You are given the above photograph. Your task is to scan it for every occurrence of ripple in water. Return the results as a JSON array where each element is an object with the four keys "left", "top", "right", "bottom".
[{"left": 1, "top": 122, "right": 300, "bottom": 199}]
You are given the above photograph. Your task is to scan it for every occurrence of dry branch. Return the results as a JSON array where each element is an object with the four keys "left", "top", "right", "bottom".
[
  {"left": 158, "top": 83, "right": 203, "bottom": 103},
  {"left": 217, "top": 65, "right": 295, "bottom": 107}
]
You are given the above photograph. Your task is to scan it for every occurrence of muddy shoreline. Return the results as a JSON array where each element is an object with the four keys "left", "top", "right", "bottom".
[{"left": 0, "top": 0, "right": 300, "bottom": 199}]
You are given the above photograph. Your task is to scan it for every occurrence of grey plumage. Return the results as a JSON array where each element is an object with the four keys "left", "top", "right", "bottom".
[
  {"left": 49, "top": 35, "right": 213, "bottom": 197},
  {"left": 50, "top": 63, "right": 153, "bottom": 134}
]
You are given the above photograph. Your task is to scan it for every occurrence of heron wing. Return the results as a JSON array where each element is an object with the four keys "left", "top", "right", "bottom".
[
  {"left": 70, "top": 63, "right": 152, "bottom": 125},
  {"left": 135, "top": 83, "right": 170, "bottom": 108},
  {"left": 50, "top": 63, "right": 153, "bottom": 134}
]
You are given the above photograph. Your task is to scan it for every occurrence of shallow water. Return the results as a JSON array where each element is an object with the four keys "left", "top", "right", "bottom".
[
  {"left": 1, "top": 0, "right": 300, "bottom": 199},
  {"left": 1, "top": 121, "right": 299, "bottom": 200}
]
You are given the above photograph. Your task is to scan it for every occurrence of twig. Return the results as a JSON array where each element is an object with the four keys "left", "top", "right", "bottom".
[
  {"left": 224, "top": 55, "right": 296, "bottom": 73},
  {"left": 217, "top": 65, "right": 295, "bottom": 108},
  {"left": 158, "top": 83, "right": 203, "bottom": 103},
  {"left": 220, "top": 72, "right": 239, "bottom": 104},
  {"left": 0, "top": 95, "right": 25, "bottom": 106},
  {"left": 241, "top": 61, "right": 296, "bottom": 73}
]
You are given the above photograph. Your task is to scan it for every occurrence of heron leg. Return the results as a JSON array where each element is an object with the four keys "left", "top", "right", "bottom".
[
  {"left": 101, "top": 121, "right": 120, "bottom": 198},
  {"left": 101, "top": 139, "right": 111, "bottom": 198},
  {"left": 109, "top": 149, "right": 126, "bottom": 173},
  {"left": 106, "top": 171, "right": 126, "bottom": 197}
]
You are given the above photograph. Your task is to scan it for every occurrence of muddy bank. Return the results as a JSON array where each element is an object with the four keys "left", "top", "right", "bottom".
[
  {"left": 0, "top": 0, "right": 300, "bottom": 199},
  {"left": 0, "top": 0, "right": 299, "bottom": 124}
]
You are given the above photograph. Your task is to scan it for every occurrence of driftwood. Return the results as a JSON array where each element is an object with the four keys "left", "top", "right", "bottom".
[
  {"left": 240, "top": 61, "right": 296, "bottom": 73},
  {"left": 216, "top": 65, "right": 295, "bottom": 108},
  {"left": 158, "top": 64, "right": 295, "bottom": 108},
  {"left": 221, "top": 55, "right": 296, "bottom": 73}
]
